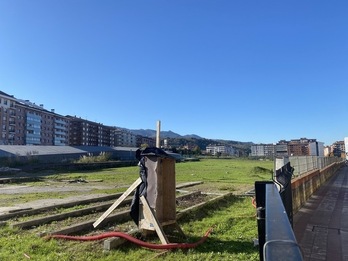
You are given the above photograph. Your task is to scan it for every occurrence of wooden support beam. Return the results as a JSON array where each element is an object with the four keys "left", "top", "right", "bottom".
[
  {"left": 93, "top": 177, "right": 142, "bottom": 228},
  {"left": 139, "top": 195, "right": 169, "bottom": 245}
]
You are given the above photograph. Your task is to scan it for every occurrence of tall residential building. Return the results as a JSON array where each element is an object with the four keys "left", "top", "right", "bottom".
[
  {"left": 308, "top": 141, "right": 324, "bottom": 156},
  {"left": 273, "top": 138, "right": 324, "bottom": 157},
  {"left": 14, "top": 99, "right": 69, "bottom": 145},
  {"left": 53, "top": 114, "right": 70, "bottom": 146},
  {"left": 0, "top": 91, "right": 69, "bottom": 146},
  {"left": 0, "top": 90, "right": 148, "bottom": 148},
  {"left": 67, "top": 116, "right": 112, "bottom": 147},
  {"left": 0, "top": 91, "right": 17, "bottom": 145},
  {"left": 250, "top": 144, "right": 275, "bottom": 157},
  {"left": 288, "top": 138, "right": 317, "bottom": 156},
  {"left": 111, "top": 128, "right": 137, "bottom": 147}
]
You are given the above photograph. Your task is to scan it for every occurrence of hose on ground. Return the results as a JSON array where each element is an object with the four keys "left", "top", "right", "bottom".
[{"left": 45, "top": 227, "right": 213, "bottom": 250}]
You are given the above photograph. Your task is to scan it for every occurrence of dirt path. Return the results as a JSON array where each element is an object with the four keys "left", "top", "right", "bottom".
[{"left": 0, "top": 180, "right": 116, "bottom": 215}]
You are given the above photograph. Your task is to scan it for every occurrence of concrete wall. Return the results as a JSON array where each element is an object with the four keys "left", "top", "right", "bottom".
[{"left": 291, "top": 162, "right": 344, "bottom": 214}]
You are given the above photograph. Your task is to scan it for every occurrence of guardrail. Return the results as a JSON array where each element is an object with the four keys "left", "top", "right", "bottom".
[{"left": 255, "top": 163, "right": 303, "bottom": 261}]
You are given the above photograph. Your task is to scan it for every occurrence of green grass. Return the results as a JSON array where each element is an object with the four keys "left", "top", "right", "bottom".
[
  {"left": 0, "top": 158, "right": 273, "bottom": 206},
  {"left": 0, "top": 158, "right": 273, "bottom": 260},
  {"left": 0, "top": 196, "right": 259, "bottom": 261},
  {"left": 176, "top": 158, "right": 273, "bottom": 183}
]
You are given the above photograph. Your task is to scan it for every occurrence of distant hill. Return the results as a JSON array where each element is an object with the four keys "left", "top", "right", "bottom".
[
  {"left": 129, "top": 128, "right": 253, "bottom": 155},
  {"left": 130, "top": 129, "right": 201, "bottom": 139}
]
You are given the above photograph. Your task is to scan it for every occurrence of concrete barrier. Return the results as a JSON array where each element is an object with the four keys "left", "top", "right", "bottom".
[{"left": 291, "top": 162, "right": 344, "bottom": 214}]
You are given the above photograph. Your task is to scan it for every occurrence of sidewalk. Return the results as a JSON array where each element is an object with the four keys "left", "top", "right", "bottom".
[{"left": 293, "top": 165, "right": 348, "bottom": 261}]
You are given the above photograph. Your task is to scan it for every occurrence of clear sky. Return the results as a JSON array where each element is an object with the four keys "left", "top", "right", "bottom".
[{"left": 1, "top": 1, "right": 347, "bottom": 146}]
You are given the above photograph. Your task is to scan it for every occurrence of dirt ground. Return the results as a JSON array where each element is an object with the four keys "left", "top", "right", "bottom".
[
  {"left": 0, "top": 173, "right": 117, "bottom": 215},
  {"left": 0, "top": 168, "right": 253, "bottom": 216}
]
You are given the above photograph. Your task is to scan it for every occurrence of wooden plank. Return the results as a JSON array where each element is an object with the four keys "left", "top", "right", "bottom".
[
  {"left": 45, "top": 210, "right": 130, "bottom": 236},
  {"left": 139, "top": 195, "right": 169, "bottom": 245},
  {"left": 11, "top": 198, "right": 132, "bottom": 230},
  {"left": 175, "top": 181, "right": 203, "bottom": 189},
  {"left": 93, "top": 177, "right": 142, "bottom": 228},
  {"left": 0, "top": 192, "right": 128, "bottom": 221}
]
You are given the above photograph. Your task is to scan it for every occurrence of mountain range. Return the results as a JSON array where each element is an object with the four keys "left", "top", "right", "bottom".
[
  {"left": 129, "top": 128, "right": 253, "bottom": 154},
  {"left": 129, "top": 129, "right": 202, "bottom": 139}
]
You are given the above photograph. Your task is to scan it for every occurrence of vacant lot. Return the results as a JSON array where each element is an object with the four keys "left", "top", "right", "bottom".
[{"left": 0, "top": 158, "right": 273, "bottom": 261}]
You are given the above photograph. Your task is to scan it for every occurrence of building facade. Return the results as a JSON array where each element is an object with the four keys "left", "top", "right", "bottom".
[
  {"left": 254, "top": 138, "right": 325, "bottom": 158},
  {"left": 15, "top": 100, "right": 70, "bottom": 146},
  {"left": 332, "top": 140, "right": 345, "bottom": 158},
  {"left": 53, "top": 114, "right": 70, "bottom": 146},
  {"left": 0, "top": 91, "right": 17, "bottom": 145},
  {"left": 111, "top": 128, "right": 137, "bottom": 147},
  {"left": 250, "top": 144, "right": 275, "bottom": 157},
  {"left": 308, "top": 141, "right": 324, "bottom": 157},
  {"left": 67, "top": 116, "right": 112, "bottom": 147},
  {"left": 275, "top": 140, "right": 289, "bottom": 157},
  {"left": 0, "top": 91, "right": 144, "bottom": 148},
  {"left": 136, "top": 135, "right": 156, "bottom": 148},
  {"left": 206, "top": 144, "right": 236, "bottom": 156},
  {"left": 288, "top": 138, "right": 317, "bottom": 156}
]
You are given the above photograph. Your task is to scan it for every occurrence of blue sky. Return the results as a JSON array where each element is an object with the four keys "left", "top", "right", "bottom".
[{"left": 1, "top": 1, "right": 347, "bottom": 145}]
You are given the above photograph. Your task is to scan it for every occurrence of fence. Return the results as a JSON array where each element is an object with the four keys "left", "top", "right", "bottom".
[{"left": 283, "top": 156, "right": 342, "bottom": 176}]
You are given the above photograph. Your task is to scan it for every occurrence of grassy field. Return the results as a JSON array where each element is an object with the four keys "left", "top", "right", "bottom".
[{"left": 0, "top": 158, "right": 273, "bottom": 260}]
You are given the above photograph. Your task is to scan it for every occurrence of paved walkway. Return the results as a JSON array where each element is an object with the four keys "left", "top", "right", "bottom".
[{"left": 293, "top": 165, "right": 348, "bottom": 261}]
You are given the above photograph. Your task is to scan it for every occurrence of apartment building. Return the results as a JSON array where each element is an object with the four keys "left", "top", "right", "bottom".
[
  {"left": 14, "top": 100, "right": 70, "bottom": 146},
  {"left": 288, "top": 138, "right": 317, "bottom": 156},
  {"left": 137, "top": 135, "right": 156, "bottom": 148},
  {"left": 250, "top": 144, "right": 275, "bottom": 157},
  {"left": 250, "top": 140, "right": 289, "bottom": 157},
  {"left": 252, "top": 138, "right": 325, "bottom": 158},
  {"left": 53, "top": 114, "right": 70, "bottom": 146},
  {"left": 67, "top": 116, "right": 112, "bottom": 147},
  {"left": 308, "top": 141, "right": 324, "bottom": 156},
  {"left": 0, "top": 91, "right": 16, "bottom": 145},
  {"left": 111, "top": 128, "right": 137, "bottom": 147},
  {"left": 275, "top": 140, "right": 289, "bottom": 157},
  {"left": 0, "top": 91, "right": 141, "bottom": 147},
  {"left": 206, "top": 144, "right": 236, "bottom": 156},
  {"left": 332, "top": 140, "right": 345, "bottom": 158}
]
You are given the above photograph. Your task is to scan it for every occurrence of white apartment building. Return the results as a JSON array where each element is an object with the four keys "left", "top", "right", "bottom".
[
  {"left": 113, "top": 128, "right": 137, "bottom": 147},
  {"left": 250, "top": 144, "right": 275, "bottom": 157},
  {"left": 206, "top": 144, "right": 236, "bottom": 156}
]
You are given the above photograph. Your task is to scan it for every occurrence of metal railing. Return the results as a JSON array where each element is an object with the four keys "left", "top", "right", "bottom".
[
  {"left": 255, "top": 163, "right": 303, "bottom": 261},
  {"left": 277, "top": 156, "right": 343, "bottom": 176}
]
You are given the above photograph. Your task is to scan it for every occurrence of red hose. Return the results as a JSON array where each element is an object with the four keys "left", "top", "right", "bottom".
[{"left": 46, "top": 227, "right": 213, "bottom": 250}]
